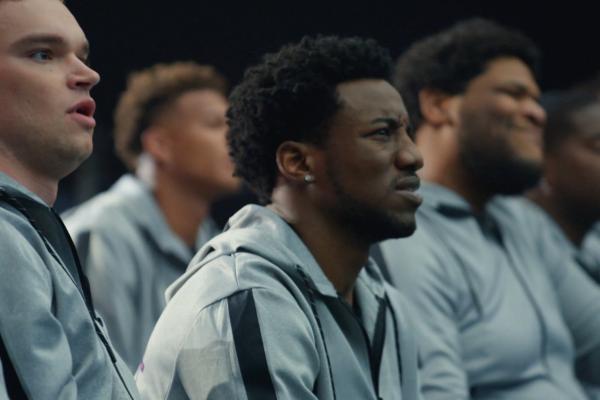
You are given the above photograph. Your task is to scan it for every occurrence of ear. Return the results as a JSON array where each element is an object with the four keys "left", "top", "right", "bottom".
[
  {"left": 140, "top": 127, "right": 173, "bottom": 165},
  {"left": 275, "top": 141, "right": 316, "bottom": 183},
  {"left": 418, "top": 88, "right": 458, "bottom": 127}
]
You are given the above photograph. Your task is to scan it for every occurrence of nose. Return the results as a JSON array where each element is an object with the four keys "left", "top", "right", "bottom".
[
  {"left": 67, "top": 57, "right": 100, "bottom": 91},
  {"left": 396, "top": 135, "right": 424, "bottom": 172},
  {"left": 524, "top": 97, "right": 546, "bottom": 127}
]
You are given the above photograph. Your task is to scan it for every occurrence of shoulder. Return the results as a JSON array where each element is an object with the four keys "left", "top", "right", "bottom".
[
  {"left": 63, "top": 190, "right": 135, "bottom": 235},
  {"left": 380, "top": 223, "right": 460, "bottom": 289},
  {"left": 491, "top": 196, "right": 552, "bottom": 231},
  {"left": 0, "top": 204, "right": 54, "bottom": 308},
  {"left": 0, "top": 203, "right": 50, "bottom": 267},
  {"left": 168, "top": 250, "right": 311, "bottom": 312}
]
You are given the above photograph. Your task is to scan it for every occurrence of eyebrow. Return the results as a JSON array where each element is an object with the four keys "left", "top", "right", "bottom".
[
  {"left": 10, "top": 33, "right": 90, "bottom": 57},
  {"left": 370, "top": 116, "right": 408, "bottom": 127},
  {"left": 499, "top": 81, "right": 541, "bottom": 99}
]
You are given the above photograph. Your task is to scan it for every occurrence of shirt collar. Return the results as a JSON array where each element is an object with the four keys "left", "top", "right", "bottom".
[
  {"left": 0, "top": 172, "right": 48, "bottom": 206},
  {"left": 113, "top": 175, "right": 216, "bottom": 262}
]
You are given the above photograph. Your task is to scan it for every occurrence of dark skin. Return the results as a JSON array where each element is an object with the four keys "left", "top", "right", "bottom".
[
  {"left": 528, "top": 188, "right": 591, "bottom": 246},
  {"left": 528, "top": 101, "right": 600, "bottom": 246},
  {"left": 416, "top": 57, "right": 545, "bottom": 213},
  {"left": 269, "top": 79, "right": 423, "bottom": 304}
]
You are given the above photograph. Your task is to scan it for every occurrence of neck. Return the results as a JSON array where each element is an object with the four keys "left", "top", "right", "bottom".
[
  {"left": 417, "top": 125, "right": 490, "bottom": 213},
  {"left": 270, "top": 187, "right": 369, "bottom": 305},
  {"left": 152, "top": 171, "right": 211, "bottom": 248},
  {"left": 0, "top": 158, "right": 57, "bottom": 205},
  {"left": 528, "top": 187, "right": 592, "bottom": 247}
]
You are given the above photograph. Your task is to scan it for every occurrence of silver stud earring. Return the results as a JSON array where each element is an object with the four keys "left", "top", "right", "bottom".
[{"left": 304, "top": 174, "right": 315, "bottom": 183}]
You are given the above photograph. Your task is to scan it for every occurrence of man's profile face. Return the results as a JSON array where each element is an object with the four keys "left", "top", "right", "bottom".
[
  {"left": 454, "top": 57, "right": 546, "bottom": 194},
  {"left": 0, "top": 0, "right": 100, "bottom": 180},
  {"left": 157, "top": 89, "right": 239, "bottom": 199},
  {"left": 313, "top": 79, "right": 423, "bottom": 243},
  {"left": 546, "top": 101, "right": 600, "bottom": 220}
]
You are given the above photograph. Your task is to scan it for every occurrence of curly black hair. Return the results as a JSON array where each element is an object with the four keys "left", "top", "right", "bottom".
[
  {"left": 395, "top": 18, "right": 541, "bottom": 129},
  {"left": 227, "top": 35, "right": 393, "bottom": 204}
]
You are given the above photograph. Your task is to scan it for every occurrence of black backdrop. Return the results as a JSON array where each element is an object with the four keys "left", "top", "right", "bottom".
[{"left": 58, "top": 0, "right": 599, "bottom": 222}]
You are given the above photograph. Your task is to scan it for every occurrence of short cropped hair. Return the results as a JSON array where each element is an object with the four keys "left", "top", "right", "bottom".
[
  {"left": 542, "top": 88, "right": 600, "bottom": 153},
  {"left": 114, "top": 62, "right": 227, "bottom": 170},
  {"left": 227, "top": 35, "right": 393, "bottom": 203},
  {"left": 395, "top": 18, "right": 541, "bottom": 128}
]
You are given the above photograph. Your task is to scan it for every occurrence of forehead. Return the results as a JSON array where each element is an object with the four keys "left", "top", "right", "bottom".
[
  {"left": 171, "top": 89, "right": 227, "bottom": 115},
  {"left": 571, "top": 101, "right": 600, "bottom": 138},
  {"left": 469, "top": 56, "right": 540, "bottom": 96},
  {"left": 0, "top": 0, "right": 86, "bottom": 50},
  {"left": 334, "top": 79, "right": 407, "bottom": 123}
]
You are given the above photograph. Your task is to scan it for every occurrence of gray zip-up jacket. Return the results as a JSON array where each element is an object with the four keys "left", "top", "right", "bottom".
[
  {"left": 381, "top": 183, "right": 600, "bottom": 400},
  {"left": 0, "top": 173, "right": 139, "bottom": 399},
  {"left": 136, "top": 205, "right": 422, "bottom": 399},
  {"left": 0, "top": 361, "right": 8, "bottom": 400},
  {"left": 63, "top": 174, "right": 219, "bottom": 371}
]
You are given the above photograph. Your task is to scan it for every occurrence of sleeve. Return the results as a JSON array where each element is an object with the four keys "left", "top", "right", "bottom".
[
  {"left": 384, "top": 285, "right": 425, "bottom": 400},
  {"left": 72, "top": 226, "right": 142, "bottom": 371},
  {"left": 381, "top": 234, "right": 471, "bottom": 400},
  {"left": 0, "top": 219, "right": 79, "bottom": 399},
  {"left": 172, "top": 288, "right": 321, "bottom": 400},
  {"left": 542, "top": 235, "right": 600, "bottom": 385},
  {"left": 0, "top": 361, "right": 10, "bottom": 400},
  {"left": 508, "top": 197, "right": 600, "bottom": 385}
]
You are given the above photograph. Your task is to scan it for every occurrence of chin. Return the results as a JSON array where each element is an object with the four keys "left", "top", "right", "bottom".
[
  {"left": 362, "top": 214, "right": 417, "bottom": 243},
  {"left": 386, "top": 219, "right": 417, "bottom": 239}
]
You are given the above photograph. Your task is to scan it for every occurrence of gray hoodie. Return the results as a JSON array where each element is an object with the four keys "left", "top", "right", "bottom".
[
  {"left": 0, "top": 361, "right": 8, "bottom": 400},
  {"left": 136, "top": 204, "right": 421, "bottom": 399},
  {"left": 63, "top": 174, "right": 219, "bottom": 371},
  {"left": 0, "top": 173, "right": 139, "bottom": 399}
]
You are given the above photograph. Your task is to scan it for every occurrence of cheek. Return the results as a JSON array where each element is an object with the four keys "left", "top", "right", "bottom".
[
  {"left": 182, "top": 132, "right": 231, "bottom": 167},
  {"left": 507, "top": 131, "right": 542, "bottom": 160},
  {"left": 3, "top": 65, "right": 57, "bottom": 99},
  {"left": 335, "top": 152, "right": 393, "bottom": 195},
  {"left": 551, "top": 151, "right": 600, "bottom": 195},
  {"left": 572, "top": 152, "right": 600, "bottom": 185}
]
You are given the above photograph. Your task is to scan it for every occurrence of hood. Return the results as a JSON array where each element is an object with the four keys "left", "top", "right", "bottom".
[
  {"left": 0, "top": 172, "right": 49, "bottom": 207},
  {"left": 166, "top": 204, "right": 339, "bottom": 299}
]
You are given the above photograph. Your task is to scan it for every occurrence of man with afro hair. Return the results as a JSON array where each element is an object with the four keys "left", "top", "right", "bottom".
[{"left": 137, "top": 35, "right": 424, "bottom": 399}]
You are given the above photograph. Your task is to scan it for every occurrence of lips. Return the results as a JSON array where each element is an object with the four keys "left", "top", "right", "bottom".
[
  {"left": 67, "top": 98, "right": 96, "bottom": 129},
  {"left": 68, "top": 98, "right": 96, "bottom": 117},
  {"left": 394, "top": 175, "right": 423, "bottom": 206},
  {"left": 395, "top": 175, "right": 421, "bottom": 192}
]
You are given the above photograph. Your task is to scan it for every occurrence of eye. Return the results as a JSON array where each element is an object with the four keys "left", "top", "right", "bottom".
[
  {"left": 369, "top": 127, "right": 392, "bottom": 139},
  {"left": 29, "top": 49, "right": 53, "bottom": 62}
]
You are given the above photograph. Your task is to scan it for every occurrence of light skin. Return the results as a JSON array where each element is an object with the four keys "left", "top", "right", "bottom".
[
  {"left": 141, "top": 89, "right": 239, "bottom": 247},
  {"left": 0, "top": 0, "right": 100, "bottom": 205},
  {"left": 270, "top": 79, "right": 423, "bottom": 304},
  {"left": 529, "top": 101, "right": 600, "bottom": 246},
  {"left": 416, "top": 57, "right": 546, "bottom": 212}
]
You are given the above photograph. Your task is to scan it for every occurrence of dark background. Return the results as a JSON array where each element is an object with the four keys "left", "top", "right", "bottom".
[{"left": 58, "top": 0, "right": 599, "bottom": 221}]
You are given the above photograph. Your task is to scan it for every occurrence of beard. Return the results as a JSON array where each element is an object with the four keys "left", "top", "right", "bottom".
[
  {"left": 458, "top": 112, "right": 542, "bottom": 196},
  {"left": 325, "top": 158, "right": 417, "bottom": 245}
]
